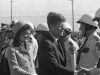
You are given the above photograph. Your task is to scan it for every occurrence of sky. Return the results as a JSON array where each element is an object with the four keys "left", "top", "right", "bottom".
[{"left": 0, "top": 0, "right": 100, "bottom": 31}]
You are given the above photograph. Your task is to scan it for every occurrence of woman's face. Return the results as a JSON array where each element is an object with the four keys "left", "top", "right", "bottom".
[{"left": 20, "top": 29, "right": 31, "bottom": 42}]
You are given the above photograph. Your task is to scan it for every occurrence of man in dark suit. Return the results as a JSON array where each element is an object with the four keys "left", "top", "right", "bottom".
[{"left": 37, "top": 12, "right": 74, "bottom": 75}]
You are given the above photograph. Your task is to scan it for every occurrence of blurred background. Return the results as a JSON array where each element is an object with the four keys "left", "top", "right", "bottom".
[{"left": 0, "top": 0, "right": 100, "bottom": 32}]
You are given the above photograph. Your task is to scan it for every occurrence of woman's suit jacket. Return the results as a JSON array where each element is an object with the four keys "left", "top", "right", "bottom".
[{"left": 6, "top": 40, "right": 37, "bottom": 75}]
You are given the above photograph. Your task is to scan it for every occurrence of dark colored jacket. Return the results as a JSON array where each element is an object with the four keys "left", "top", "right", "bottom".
[{"left": 37, "top": 33, "right": 74, "bottom": 75}]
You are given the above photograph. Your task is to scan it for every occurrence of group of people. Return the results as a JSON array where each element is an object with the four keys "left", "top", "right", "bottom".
[{"left": 1, "top": 8, "right": 100, "bottom": 75}]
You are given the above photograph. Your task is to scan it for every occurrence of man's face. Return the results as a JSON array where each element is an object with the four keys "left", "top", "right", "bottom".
[
  {"left": 6, "top": 32, "right": 14, "bottom": 39},
  {"left": 79, "top": 23, "right": 85, "bottom": 36},
  {"left": 53, "top": 22, "right": 64, "bottom": 37},
  {"left": 34, "top": 31, "right": 44, "bottom": 43}
]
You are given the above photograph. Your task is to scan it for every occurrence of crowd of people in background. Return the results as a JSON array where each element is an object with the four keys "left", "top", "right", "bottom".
[{"left": 1, "top": 8, "right": 100, "bottom": 75}]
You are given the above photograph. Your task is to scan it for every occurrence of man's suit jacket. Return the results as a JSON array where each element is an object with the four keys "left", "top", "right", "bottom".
[{"left": 37, "top": 33, "right": 74, "bottom": 75}]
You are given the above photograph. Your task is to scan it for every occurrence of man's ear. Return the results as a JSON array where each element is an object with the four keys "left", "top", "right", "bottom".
[{"left": 49, "top": 24, "right": 54, "bottom": 29}]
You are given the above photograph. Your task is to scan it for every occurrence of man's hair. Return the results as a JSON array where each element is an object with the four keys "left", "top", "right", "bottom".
[{"left": 47, "top": 12, "right": 66, "bottom": 27}]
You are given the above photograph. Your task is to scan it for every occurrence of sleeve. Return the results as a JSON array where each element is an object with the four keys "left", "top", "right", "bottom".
[
  {"left": 71, "top": 42, "right": 79, "bottom": 70},
  {"left": 33, "top": 39, "right": 38, "bottom": 60},
  {"left": 7, "top": 47, "right": 32, "bottom": 75},
  {"left": 74, "top": 43, "right": 79, "bottom": 56},
  {"left": 38, "top": 40, "right": 74, "bottom": 75},
  {"left": 73, "top": 42, "right": 79, "bottom": 64},
  {"left": 95, "top": 41, "right": 100, "bottom": 58},
  {"left": 89, "top": 41, "right": 100, "bottom": 75}
]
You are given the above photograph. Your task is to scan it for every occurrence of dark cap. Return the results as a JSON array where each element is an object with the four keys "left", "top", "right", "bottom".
[
  {"left": 76, "top": 20, "right": 83, "bottom": 24},
  {"left": 47, "top": 12, "right": 66, "bottom": 25},
  {"left": 92, "top": 17, "right": 100, "bottom": 21},
  {"left": 1, "top": 23, "right": 7, "bottom": 27},
  {"left": 92, "top": 17, "right": 97, "bottom": 21},
  {"left": 1, "top": 23, "right": 8, "bottom": 29}
]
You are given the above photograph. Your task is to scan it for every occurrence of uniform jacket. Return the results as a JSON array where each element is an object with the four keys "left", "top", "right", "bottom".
[
  {"left": 37, "top": 33, "right": 74, "bottom": 75},
  {"left": 78, "top": 32, "right": 100, "bottom": 75},
  {"left": 6, "top": 39, "right": 37, "bottom": 75}
]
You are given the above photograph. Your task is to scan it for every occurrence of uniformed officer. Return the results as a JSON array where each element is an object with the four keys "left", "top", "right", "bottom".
[
  {"left": 93, "top": 8, "right": 100, "bottom": 28},
  {"left": 58, "top": 22, "right": 79, "bottom": 75},
  {"left": 60, "top": 22, "right": 79, "bottom": 70},
  {"left": 34, "top": 23, "right": 49, "bottom": 44},
  {"left": 92, "top": 8, "right": 100, "bottom": 75},
  {"left": 76, "top": 13, "right": 100, "bottom": 75},
  {"left": 34, "top": 23, "right": 49, "bottom": 72}
]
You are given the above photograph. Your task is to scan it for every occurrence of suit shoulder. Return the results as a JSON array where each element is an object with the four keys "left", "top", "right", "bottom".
[{"left": 40, "top": 38, "right": 52, "bottom": 47}]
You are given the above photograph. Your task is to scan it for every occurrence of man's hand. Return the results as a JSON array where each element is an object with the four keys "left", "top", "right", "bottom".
[
  {"left": 77, "top": 69, "right": 85, "bottom": 75},
  {"left": 76, "top": 65, "right": 81, "bottom": 70},
  {"left": 81, "top": 69, "right": 91, "bottom": 75}
]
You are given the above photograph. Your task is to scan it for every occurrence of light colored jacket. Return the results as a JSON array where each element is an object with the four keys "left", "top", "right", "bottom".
[{"left": 6, "top": 41, "right": 37, "bottom": 75}]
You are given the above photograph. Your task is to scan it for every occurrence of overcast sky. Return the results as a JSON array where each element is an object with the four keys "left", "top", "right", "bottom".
[{"left": 0, "top": 0, "right": 100, "bottom": 31}]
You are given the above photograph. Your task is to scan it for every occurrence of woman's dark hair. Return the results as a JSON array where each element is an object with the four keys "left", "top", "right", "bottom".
[{"left": 14, "top": 24, "right": 32, "bottom": 42}]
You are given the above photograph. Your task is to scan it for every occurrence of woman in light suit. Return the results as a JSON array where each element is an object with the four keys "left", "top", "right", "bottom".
[{"left": 6, "top": 20, "right": 37, "bottom": 75}]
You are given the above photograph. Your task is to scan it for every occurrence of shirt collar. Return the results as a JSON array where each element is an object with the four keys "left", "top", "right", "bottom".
[
  {"left": 88, "top": 32, "right": 98, "bottom": 40},
  {"left": 49, "top": 32, "right": 58, "bottom": 41}
]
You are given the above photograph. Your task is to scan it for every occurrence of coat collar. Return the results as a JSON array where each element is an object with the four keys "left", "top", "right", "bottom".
[
  {"left": 13, "top": 40, "right": 30, "bottom": 53},
  {"left": 45, "top": 32, "right": 57, "bottom": 43},
  {"left": 49, "top": 32, "right": 58, "bottom": 41}
]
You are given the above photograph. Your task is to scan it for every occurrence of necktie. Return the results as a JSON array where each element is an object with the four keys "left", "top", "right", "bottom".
[
  {"left": 57, "top": 40, "right": 64, "bottom": 58},
  {"left": 76, "top": 38, "right": 88, "bottom": 65},
  {"left": 57, "top": 39, "right": 67, "bottom": 66}
]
